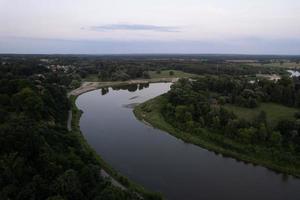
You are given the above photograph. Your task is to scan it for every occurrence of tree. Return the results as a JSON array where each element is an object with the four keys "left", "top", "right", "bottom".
[
  {"left": 169, "top": 71, "right": 174, "bottom": 76},
  {"left": 70, "top": 80, "right": 81, "bottom": 89},
  {"left": 175, "top": 105, "right": 191, "bottom": 123},
  {"left": 142, "top": 71, "right": 150, "bottom": 79},
  {"left": 238, "top": 127, "right": 256, "bottom": 143},
  {"left": 270, "top": 131, "right": 282, "bottom": 146},
  {"left": 55, "top": 169, "right": 83, "bottom": 200},
  {"left": 12, "top": 87, "right": 43, "bottom": 119},
  {"left": 255, "top": 111, "right": 267, "bottom": 126},
  {"left": 256, "top": 123, "right": 268, "bottom": 142},
  {"left": 248, "top": 97, "right": 258, "bottom": 108}
]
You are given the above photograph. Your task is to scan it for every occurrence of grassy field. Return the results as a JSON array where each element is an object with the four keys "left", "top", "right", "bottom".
[
  {"left": 224, "top": 103, "right": 298, "bottom": 126},
  {"left": 84, "top": 74, "right": 99, "bottom": 81},
  {"left": 134, "top": 95, "right": 300, "bottom": 177},
  {"left": 148, "top": 70, "right": 198, "bottom": 79},
  {"left": 84, "top": 70, "right": 197, "bottom": 82},
  {"left": 250, "top": 62, "right": 300, "bottom": 69}
]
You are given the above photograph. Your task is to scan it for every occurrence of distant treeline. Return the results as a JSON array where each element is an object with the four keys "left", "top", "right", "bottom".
[{"left": 0, "top": 54, "right": 291, "bottom": 84}]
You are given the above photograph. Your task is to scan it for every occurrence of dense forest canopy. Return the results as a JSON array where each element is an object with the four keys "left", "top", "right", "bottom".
[{"left": 0, "top": 58, "right": 160, "bottom": 199}]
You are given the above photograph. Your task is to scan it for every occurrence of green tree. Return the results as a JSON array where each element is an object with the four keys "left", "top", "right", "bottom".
[
  {"left": 270, "top": 131, "right": 282, "bottom": 146},
  {"left": 70, "top": 80, "right": 81, "bottom": 89},
  {"left": 55, "top": 169, "right": 83, "bottom": 200}
]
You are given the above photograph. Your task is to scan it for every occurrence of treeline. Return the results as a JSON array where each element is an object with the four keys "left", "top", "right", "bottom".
[
  {"left": 162, "top": 77, "right": 300, "bottom": 171},
  {"left": 189, "top": 75, "right": 300, "bottom": 108},
  {"left": 77, "top": 60, "right": 285, "bottom": 80},
  {"left": 1, "top": 55, "right": 288, "bottom": 84},
  {"left": 174, "top": 62, "right": 285, "bottom": 76},
  {"left": 0, "top": 62, "right": 158, "bottom": 199}
]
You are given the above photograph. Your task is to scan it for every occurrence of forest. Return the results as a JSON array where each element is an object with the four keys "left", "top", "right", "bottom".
[
  {"left": 154, "top": 76, "right": 300, "bottom": 175},
  {"left": 1, "top": 54, "right": 300, "bottom": 198},
  {"left": 0, "top": 59, "right": 161, "bottom": 199}
]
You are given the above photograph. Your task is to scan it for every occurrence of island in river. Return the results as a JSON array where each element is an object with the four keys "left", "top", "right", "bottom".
[{"left": 134, "top": 76, "right": 300, "bottom": 177}]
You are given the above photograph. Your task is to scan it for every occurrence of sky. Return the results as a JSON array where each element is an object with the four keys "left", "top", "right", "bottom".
[{"left": 0, "top": 0, "right": 299, "bottom": 54}]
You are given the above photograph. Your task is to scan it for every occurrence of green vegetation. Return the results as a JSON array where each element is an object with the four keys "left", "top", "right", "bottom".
[
  {"left": 0, "top": 59, "right": 162, "bottom": 200},
  {"left": 224, "top": 103, "right": 298, "bottom": 126},
  {"left": 135, "top": 95, "right": 300, "bottom": 177},
  {"left": 251, "top": 61, "right": 300, "bottom": 69},
  {"left": 134, "top": 76, "right": 300, "bottom": 177},
  {"left": 84, "top": 70, "right": 196, "bottom": 82},
  {"left": 2, "top": 54, "right": 300, "bottom": 199},
  {"left": 83, "top": 74, "right": 99, "bottom": 81},
  {"left": 148, "top": 70, "right": 197, "bottom": 79}
]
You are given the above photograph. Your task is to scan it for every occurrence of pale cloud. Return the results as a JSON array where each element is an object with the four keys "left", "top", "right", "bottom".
[
  {"left": 0, "top": 0, "right": 299, "bottom": 54},
  {"left": 87, "top": 24, "right": 180, "bottom": 32}
]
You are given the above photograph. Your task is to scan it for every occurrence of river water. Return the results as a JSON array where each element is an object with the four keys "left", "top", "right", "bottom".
[{"left": 76, "top": 82, "right": 300, "bottom": 200}]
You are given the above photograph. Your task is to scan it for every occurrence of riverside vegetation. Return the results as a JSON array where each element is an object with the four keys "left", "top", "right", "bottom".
[
  {"left": 135, "top": 76, "right": 300, "bottom": 176},
  {"left": 0, "top": 58, "right": 162, "bottom": 199},
  {"left": 1, "top": 54, "right": 300, "bottom": 199}
]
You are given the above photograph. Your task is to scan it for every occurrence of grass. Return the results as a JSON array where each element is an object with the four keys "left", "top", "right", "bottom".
[
  {"left": 83, "top": 74, "right": 99, "bottom": 81},
  {"left": 250, "top": 62, "right": 300, "bottom": 69},
  {"left": 148, "top": 70, "right": 198, "bottom": 79},
  {"left": 84, "top": 70, "right": 197, "bottom": 82},
  {"left": 224, "top": 103, "right": 298, "bottom": 126},
  {"left": 134, "top": 95, "right": 300, "bottom": 177}
]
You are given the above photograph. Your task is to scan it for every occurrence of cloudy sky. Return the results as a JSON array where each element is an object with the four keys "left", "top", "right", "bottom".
[{"left": 0, "top": 0, "right": 299, "bottom": 54}]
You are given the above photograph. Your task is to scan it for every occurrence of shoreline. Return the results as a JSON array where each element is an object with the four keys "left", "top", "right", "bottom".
[
  {"left": 68, "top": 78, "right": 178, "bottom": 97},
  {"left": 133, "top": 95, "right": 300, "bottom": 178},
  {"left": 67, "top": 79, "right": 177, "bottom": 199}
]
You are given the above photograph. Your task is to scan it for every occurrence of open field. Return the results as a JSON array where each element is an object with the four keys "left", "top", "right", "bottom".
[
  {"left": 250, "top": 62, "right": 300, "bottom": 69},
  {"left": 224, "top": 103, "right": 299, "bottom": 126},
  {"left": 84, "top": 74, "right": 99, "bottom": 81},
  {"left": 148, "top": 70, "right": 198, "bottom": 79},
  {"left": 84, "top": 70, "right": 197, "bottom": 81}
]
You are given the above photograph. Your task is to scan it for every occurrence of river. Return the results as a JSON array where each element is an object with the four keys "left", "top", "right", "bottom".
[{"left": 76, "top": 82, "right": 300, "bottom": 200}]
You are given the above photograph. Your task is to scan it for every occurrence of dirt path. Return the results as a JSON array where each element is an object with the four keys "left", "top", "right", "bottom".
[{"left": 67, "top": 110, "right": 72, "bottom": 131}]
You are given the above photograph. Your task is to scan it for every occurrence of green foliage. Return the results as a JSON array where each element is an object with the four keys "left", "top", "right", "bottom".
[
  {"left": 156, "top": 76, "right": 300, "bottom": 176},
  {"left": 149, "top": 70, "right": 196, "bottom": 79},
  {"left": 0, "top": 63, "right": 161, "bottom": 200},
  {"left": 70, "top": 80, "right": 81, "bottom": 89}
]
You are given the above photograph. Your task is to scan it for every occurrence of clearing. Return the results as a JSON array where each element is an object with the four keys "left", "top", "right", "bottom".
[{"left": 224, "top": 103, "right": 299, "bottom": 126}]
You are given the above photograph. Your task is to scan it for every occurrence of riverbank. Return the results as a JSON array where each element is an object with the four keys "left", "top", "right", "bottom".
[
  {"left": 133, "top": 95, "right": 300, "bottom": 178},
  {"left": 68, "top": 78, "right": 178, "bottom": 97},
  {"left": 69, "top": 82, "right": 166, "bottom": 199}
]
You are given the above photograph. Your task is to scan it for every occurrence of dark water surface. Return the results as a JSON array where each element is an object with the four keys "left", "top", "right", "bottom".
[{"left": 76, "top": 83, "right": 300, "bottom": 200}]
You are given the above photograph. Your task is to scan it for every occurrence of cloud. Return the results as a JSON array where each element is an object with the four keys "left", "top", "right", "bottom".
[{"left": 87, "top": 24, "right": 180, "bottom": 32}]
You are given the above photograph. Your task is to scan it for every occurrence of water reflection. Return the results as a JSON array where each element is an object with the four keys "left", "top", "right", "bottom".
[
  {"left": 78, "top": 83, "right": 300, "bottom": 200},
  {"left": 102, "top": 83, "right": 150, "bottom": 96},
  {"left": 101, "top": 87, "right": 109, "bottom": 95}
]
